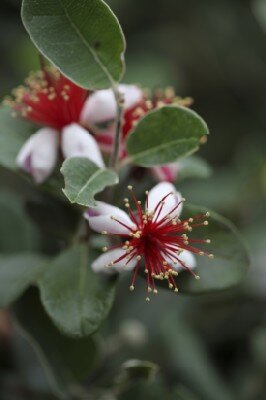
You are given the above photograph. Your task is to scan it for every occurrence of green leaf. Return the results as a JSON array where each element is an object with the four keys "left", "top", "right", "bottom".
[
  {"left": 0, "top": 107, "right": 34, "bottom": 170},
  {"left": 13, "top": 288, "right": 98, "bottom": 399},
  {"left": 178, "top": 155, "right": 212, "bottom": 181},
  {"left": 21, "top": 0, "right": 126, "bottom": 89},
  {"left": 179, "top": 205, "right": 250, "bottom": 294},
  {"left": 0, "top": 253, "right": 46, "bottom": 308},
  {"left": 118, "top": 360, "right": 159, "bottom": 383},
  {"left": 126, "top": 106, "right": 209, "bottom": 167},
  {"left": 161, "top": 315, "right": 234, "bottom": 400},
  {"left": 252, "top": 0, "right": 266, "bottom": 32},
  {"left": 61, "top": 157, "right": 119, "bottom": 207},
  {"left": 0, "top": 191, "right": 41, "bottom": 253},
  {"left": 38, "top": 244, "right": 117, "bottom": 337}
]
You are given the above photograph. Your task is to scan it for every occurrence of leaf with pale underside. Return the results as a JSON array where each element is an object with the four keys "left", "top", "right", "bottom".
[
  {"left": 126, "top": 106, "right": 209, "bottom": 167},
  {"left": 61, "top": 157, "right": 119, "bottom": 207},
  {"left": 178, "top": 205, "right": 250, "bottom": 294},
  {"left": 21, "top": 0, "right": 126, "bottom": 89},
  {"left": 38, "top": 245, "right": 117, "bottom": 337}
]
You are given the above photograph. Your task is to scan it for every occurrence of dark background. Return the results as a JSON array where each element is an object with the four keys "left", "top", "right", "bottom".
[{"left": 0, "top": 0, "right": 266, "bottom": 399}]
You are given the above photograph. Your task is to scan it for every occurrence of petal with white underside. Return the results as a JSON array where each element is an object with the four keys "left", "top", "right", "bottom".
[
  {"left": 81, "top": 84, "right": 143, "bottom": 125},
  {"left": 84, "top": 201, "right": 136, "bottom": 234},
  {"left": 92, "top": 248, "right": 137, "bottom": 274},
  {"left": 61, "top": 123, "right": 104, "bottom": 167},
  {"left": 148, "top": 182, "right": 183, "bottom": 220},
  {"left": 16, "top": 127, "right": 59, "bottom": 184},
  {"left": 165, "top": 250, "right": 196, "bottom": 272}
]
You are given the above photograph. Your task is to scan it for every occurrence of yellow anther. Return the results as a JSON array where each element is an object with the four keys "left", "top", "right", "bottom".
[
  {"left": 206, "top": 239, "right": 211, "bottom": 244},
  {"left": 203, "top": 221, "right": 209, "bottom": 226},
  {"left": 195, "top": 275, "right": 201, "bottom": 280},
  {"left": 128, "top": 185, "right": 133, "bottom": 190},
  {"left": 153, "top": 289, "right": 158, "bottom": 294},
  {"left": 148, "top": 286, "right": 152, "bottom": 293},
  {"left": 146, "top": 297, "right": 150, "bottom": 302},
  {"left": 136, "top": 255, "right": 142, "bottom": 261},
  {"left": 101, "top": 231, "right": 107, "bottom": 235},
  {"left": 102, "top": 247, "right": 108, "bottom": 252},
  {"left": 129, "top": 285, "right": 135, "bottom": 291},
  {"left": 208, "top": 254, "right": 214, "bottom": 259},
  {"left": 174, "top": 288, "right": 179, "bottom": 293},
  {"left": 169, "top": 283, "right": 174, "bottom": 289}
]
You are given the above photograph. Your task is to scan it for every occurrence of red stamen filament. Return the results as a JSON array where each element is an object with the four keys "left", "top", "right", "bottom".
[{"left": 102, "top": 186, "right": 213, "bottom": 301}]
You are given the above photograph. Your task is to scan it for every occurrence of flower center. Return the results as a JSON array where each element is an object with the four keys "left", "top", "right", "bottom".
[
  {"left": 5, "top": 67, "right": 87, "bottom": 130},
  {"left": 102, "top": 186, "right": 213, "bottom": 301}
]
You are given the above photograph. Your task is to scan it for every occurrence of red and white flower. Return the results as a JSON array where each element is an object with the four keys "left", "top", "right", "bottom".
[
  {"left": 82, "top": 85, "right": 193, "bottom": 182},
  {"left": 7, "top": 68, "right": 104, "bottom": 183},
  {"left": 84, "top": 182, "right": 213, "bottom": 299}
]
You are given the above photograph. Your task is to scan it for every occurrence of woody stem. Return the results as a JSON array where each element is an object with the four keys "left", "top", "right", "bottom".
[{"left": 109, "top": 84, "right": 124, "bottom": 170}]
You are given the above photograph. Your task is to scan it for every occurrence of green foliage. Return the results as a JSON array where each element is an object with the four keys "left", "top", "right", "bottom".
[
  {"left": 126, "top": 106, "right": 209, "bottom": 167},
  {"left": 21, "top": 0, "right": 126, "bottom": 89},
  {"left": 178, "top": 155, "right": 212, "bottom": 181},
  {"left": 0, "top": 107, "right": 34, "bottom": 170},
  {"left": 38, "top": 244, "right": 117, "bottom": 337},
  {"left": 13, "top": 288, "right": 98, "bottom": 399},
  {"left": 161, "top": 315, "right": 234, "bottom": 400},
  {"left": 0, "top": 191, "right": 40, "bottom": 253},
  {"left": 179, "top": 205, "right": 249, "bottom": 294},
  {"left": 61, "top": 157, "right": 119, "bottom": 207},
  {"left": 0, "top": 254, "right": 45, "bottom": 308}
]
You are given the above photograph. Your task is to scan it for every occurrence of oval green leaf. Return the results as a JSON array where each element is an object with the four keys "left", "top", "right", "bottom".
[
  {"left": 0, "top": 107, "right": 34, "bottom": 170},
  {"left": 38, "top": 245, "right": 117, "bottom": 337},
  {"left": 61, "top": 157, "right": 119, "bottom": 207},
  {"left": 13, "top": 288, "right": 98, "bottom": 399},
  {"left": 126, "top": 106, "right": 209, "bottom": 167},
  {"left": 178, "top": 205, "right": 250, "bottom": 294},
  {"left": 178, "top": 155, "right": 212, "bottom": 181},
  {"left": 0, "top": 253, "right": 46, "bottom": 308},
  {"left": 21, "top": 0, "right": 126, "bottom": 89}
]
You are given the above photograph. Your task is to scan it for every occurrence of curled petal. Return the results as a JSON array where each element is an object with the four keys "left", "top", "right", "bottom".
[
  {"left": 84, "top": 201, "right": 136, "bottom": 234},
  {"left": 61, "top": 123, "right": 104, "bottom": 167},
  {"left": 170, "top": 250, "right": 197, "bottom": 272},
  {"left": 81, "top": 84, "right": 143, "bottom": 125},
  {"left": 16, "top": 127, "right": 59, "bottom": 184},
  {"left": 148, "top": 182, "right": 183, "bottom": 219},
  {"left": 92, "top": 248, "right": 137, "bottom": 274},
  {"left": 152, "top": 162, "right": 179, "bottom": 182}
]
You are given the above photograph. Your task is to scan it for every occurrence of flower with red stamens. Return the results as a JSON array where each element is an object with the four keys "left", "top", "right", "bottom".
[
  {"left": 84, "top": 182, "right": 213, "bottom": 300},
  {"left": 5, "top": 67, "right": 104, "bottom": 183},
  {"left": 81, "top": 85, "right": 193, "bottom": 182}
]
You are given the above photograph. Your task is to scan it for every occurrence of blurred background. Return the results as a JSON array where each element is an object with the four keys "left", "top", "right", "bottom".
[{"left": 0, "top": 0, "right": 266, "bottom": 399}]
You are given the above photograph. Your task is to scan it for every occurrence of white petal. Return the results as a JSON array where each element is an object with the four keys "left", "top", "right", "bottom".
[
  {"left": 152, "top": 162, "right": 179, "bottom": 182},
  {"left": 17, "top": 128, "right": 59, "bottom": 184},
  {"left": 92, "top": 249, "right": 137, "bottom": 274},
  {"left": 81, "top": 89, "right": 116, "bottom": 125},
  {"left": 84, "top": 201, "right": 135, "bottom": 234},
  {"left": 61, "top": 123, "right": 104, "bottom": 167},
  {"left": 171, "top": 250, "right": 197, "bottom": 272},
  {"left": 148, "top": 182, "right": 183, "bottom": 219},
  {"left": 80, "top": 84, "right": 143, "bottom": 125},
  {"left": 119, "top": 84, "right": 143, "bottom": 109}
]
